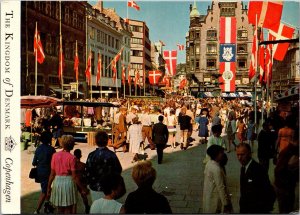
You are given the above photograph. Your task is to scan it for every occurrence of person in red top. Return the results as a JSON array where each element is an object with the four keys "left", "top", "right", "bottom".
[{"left": 46, "top": 135, "right": 89, "bottom": 214}]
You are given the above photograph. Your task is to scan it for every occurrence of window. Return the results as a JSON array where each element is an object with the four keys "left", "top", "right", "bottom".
[
  {"left": 207, "top": 43, "right": 217, "bottom": 54},
  {"left": 108, "top": 35, "right": 111, "bottom": 46},
  {"left": 237, "top": 44, "right": 247, "bottom": 53},
  {"left": 196, "top": 46, "right": 200, "bottom": 54},
  {"left": 131, "top": 50, "right": 143, "bottom": 57},
  {"left": 196, "top": 60, "right": 200, "bottom": 69},
  {"left": 116, "top": 39, "right": 119, "bottom": 49},
  {"left": 89, "top": 26, "right": 95, "bottom": 40},
  {"left": 220, "top": 7, "right": 235, "bottom": 16},
  {"left": 112, "top": 37, "right": 115, "bottom": 48},
  {"left": 237, "top": 59, "right": 247, "bottom": 69},
  {"left": 237, "top": 30, "right": 248, "bottom": 40},
  {"left": 131, "top": 37, "right": 142, "bottom": 44},
  {"left": 207, "top": 59, "right": 216, "bottom": 69},
  {"left": 130, "top": 25, "right": 143, "bottom": 32},
  {"left": 207, "top": 30, "right": 217, "bottom": 40},
  {"left": 77, "top": 15, "right": 84, "bottom": 30},
  {"left": 64, "top": 6, "right": 69, "bottom": 24},
  {"left": 131, "top": 63, "right": 142, "bottom": 69},
  {"left": 97, "top": 30, "right": 100, "bottom": 42},
  {"left": 72, "top": 11, "right": 77, "bottom": 28}
]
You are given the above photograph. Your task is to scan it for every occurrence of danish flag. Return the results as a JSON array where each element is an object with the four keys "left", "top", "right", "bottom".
[
  {"left": 128, "top": 0, "right": 140, "bottom": 11},
  {"left": 163, "top": 50, "right": 177, "bottom": 76},
  {"left": 58, "top": 36, "right": 64, "bottom": 81},
  {"left": 269, "top": 23, "right": 295, "bottom": 61},
  {"left": 148, "top": 70, "right": 162, "bottom": 85},
  {"left": 177, "top": 44, "right": 184, "bottom": 51},
  {"left": 248, "top": 0, "right": 283, "bottom": 32},
  {"left": 34, "top": 24, "right": 45, "bottom": 64},
  {"left": 134, "top": 69, "right": 140, "bottom": 86},
  {"left": 127, "top": 65, "right": 131, "bottom": 84},
  {"left": 160, "top": 75, "right": 170, "bottom": 87},
  {"left": 85, "top": 51, "right": 92, "bottom": 85},
  {"left": 74, "top": 43, "right": 79, "bottom": 82},
  {"left": 96, "top": 53, "right": 101, "bottom": 85},
  {"left": 179, "top": 79, "right": 187, "bottom": 89},
  {"left": 249, "top": 27, "right": 257, "bottom": 80},
  {"left": 121, "top": 65, "right": 126, "bottom": 84},
  {"left": 110, "top": 47, "right": 124, "bottom": 83}
]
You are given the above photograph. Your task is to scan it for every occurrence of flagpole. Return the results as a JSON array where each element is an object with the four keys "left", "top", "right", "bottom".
[
  {"left": 59, "top": 1, "right": 63, "bottom": 99},
  {"left": 270, "top": 46, "right": 274, "bottom": 112},
  {"left": 254, "top": 14, "right": 258, "bottom": 133},
  {"left": 266, "top": 46, "right": 270, "bottom": 118},
  {"left": 129, "top": 77, "right": 132, "bottom": 96},
  {"left": 123, "top": 66, "right": 126, "bottom": 99},
  {"left": 76, "top": 40, "right": 79, "bottom": 99},
  {"left": 99, "top": 51, "right": 102, "bottom": 99},
  {"left": 90, "top": 46, "right": 93, "bottom": 100},
  {"left": 116, "top": 64, "right": 119, "bottom": 99},
  {"left": 35, "top": 22, "right": 38, "bottom": 96},
  {"left": 135, "top": 71, "right": 137, "bottom": 96},
  {"left": 143, "top": 70, "right": 146, "bottom": 96}
]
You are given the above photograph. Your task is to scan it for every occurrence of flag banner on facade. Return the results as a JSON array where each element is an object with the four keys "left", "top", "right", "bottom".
[
  {"left": 110, "top": 47, "right": 124, "bottom": 82},
  {"left": 179, "top": 78, "right": 187, "bottom": 89},
  {"left": 248, "top": 0, "right": 283, "bottom": 32},
  {"left": 128, "top": 0, "right": 140, "bottom": 10},
  {"left": 58, "top": 37, "right": 64, "bottom": 81},
  {"left": 122, "top": 65, "right": 126, "bottom": 84},
  {"left": 269, "top": 23, "right": 295, "bottom": 61},
  {"left": 177, "top": 44, "right": 184, "bottom": 51},
  {"left": 96, "top": 53, "right": 101, "bottom": 85},
  {"left": 163, "top": 50, "right": 177, "bottom": 76},
  {"left": 219, "top": 44, "right": 236, "bottom": 62},
  {"left": 148, "top": 70, "right": 162, "bottom": 85},
  {"left": 34, "top": 25, "right": 45, "bottom": 64},
  {"left": 219, "top": 17, "right": 236, "bottom": 92},
  {"left": 74, "top": 44, "right": 79, "bottom": 82},
  {"left": 249, "top": 26, "right": 257, "bottom": 80},
  {"left": 85, "top": 52, "right": 92, "bottom": 85},
  {"left": 134, "top": 69, "right": 140, "bottom": 86}
]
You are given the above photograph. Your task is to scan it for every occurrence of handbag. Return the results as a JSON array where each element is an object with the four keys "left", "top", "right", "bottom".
[{"left": 29, "top": 167, "right": 37, "bottom": 179}]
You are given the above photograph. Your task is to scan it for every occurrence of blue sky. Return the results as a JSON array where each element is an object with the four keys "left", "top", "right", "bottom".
[{"left": 90, "top": 0, "right": 299, "bottom": 63}]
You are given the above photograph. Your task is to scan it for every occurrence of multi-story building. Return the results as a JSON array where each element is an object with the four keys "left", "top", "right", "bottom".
[
  {"left": 272, "top": 38, "right": 299, "bottom": 95},
  {"left": 89, "top": 2, "right": 131, "bottom": 98},
  {"left": 128, "top": 19, "right": 152, "bottom": 94},
  {"left": 186, "top": 0, "right": 254, "bottom": 93},
  {"left": 21, "top": 1, "right": 86, "bottom": 97}
]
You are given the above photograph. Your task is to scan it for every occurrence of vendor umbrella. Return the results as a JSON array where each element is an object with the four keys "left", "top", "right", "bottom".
[{"left": 21, "top": 96, "right": 61, "bottom": 109}]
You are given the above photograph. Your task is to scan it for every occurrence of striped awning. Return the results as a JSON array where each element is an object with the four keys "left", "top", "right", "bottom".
[
  {"left": 204, "top": 92, "right": 213, "bottom": 97},
  {"left": 221, "top": 92, "right": 236, "bottom": 98},
  {"left": 275, "top": 86, "right": 299, "bottom": 101}
]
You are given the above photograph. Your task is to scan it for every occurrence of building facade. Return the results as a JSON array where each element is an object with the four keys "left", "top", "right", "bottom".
[
  {"left": 186, "top": 0, "right": 254, "bottom": 93},
  {"left": 21, "top": 1, "right": 87, "bottom": 97},
  {"left": 128, "top": 19, "right": 152, "bottom": 92}
]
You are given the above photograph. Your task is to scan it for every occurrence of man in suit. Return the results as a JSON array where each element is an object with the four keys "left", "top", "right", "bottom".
[
  {"left": 152, "top": 115, "right": 169, "bottom": 164},
  {"left": 236, "top": 143, "right": 275, "bottom": 213}
]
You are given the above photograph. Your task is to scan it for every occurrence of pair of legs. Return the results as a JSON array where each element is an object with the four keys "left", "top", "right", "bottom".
[
  {"left": 156, "top": 143, "right": 166, "bottom": 164},
  {"left": 142, "top": 126, "right": 155, "bottom": 149},
  {"left": 168, "top": 133, "right": 176, "bottom": 148},
  {"left": 227, "top": 133, "right": 235, "bottom": 152},
  {"left": 180, "top": 129, "right": 188, "bottom": 150}
]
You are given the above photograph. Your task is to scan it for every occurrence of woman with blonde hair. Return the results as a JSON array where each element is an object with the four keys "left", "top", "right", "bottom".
[
  {"left": 46, "top": 135, "right": 89, "bottom": 214},
  {"left": 125, "top": 161, "right": 172, "bottom": 213}
]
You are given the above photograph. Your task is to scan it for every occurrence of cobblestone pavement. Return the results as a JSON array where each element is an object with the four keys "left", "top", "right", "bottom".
[{"left": 21, "top": 128, "right": 282, "bottom": 214}]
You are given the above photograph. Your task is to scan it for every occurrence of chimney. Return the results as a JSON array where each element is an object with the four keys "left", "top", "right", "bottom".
[{"left": 95, "top": 0, "right": 103, "bottom": 12}]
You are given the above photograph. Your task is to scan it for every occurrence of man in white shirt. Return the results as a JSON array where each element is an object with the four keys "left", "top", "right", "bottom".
[
  {"left": 140, "top": 107, "right": 155, "bottom": 150},
  {"left": 126, "top": 107, "right": 137, "bottom": 126}
]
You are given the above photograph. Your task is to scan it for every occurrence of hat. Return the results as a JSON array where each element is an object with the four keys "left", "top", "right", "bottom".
[{"left": 120, "top": 106, "right": 127, "bottom": 111}]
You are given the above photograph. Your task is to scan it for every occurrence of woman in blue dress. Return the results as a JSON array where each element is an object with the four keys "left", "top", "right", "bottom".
[{"left": 196, "top": 109, "right": 209, "bottom": 144}]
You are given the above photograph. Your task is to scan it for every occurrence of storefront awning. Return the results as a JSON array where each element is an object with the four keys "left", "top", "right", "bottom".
[
  {"left": 275, "top": 86, "right": 299, "bottom": 101},
  {"left": 204, "top": 92, "right": 214, "bottom": 98}
]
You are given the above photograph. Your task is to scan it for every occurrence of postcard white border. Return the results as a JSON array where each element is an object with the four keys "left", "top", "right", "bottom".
[{"left": 1, "top": 1, "right": 21, "bottom": 214}]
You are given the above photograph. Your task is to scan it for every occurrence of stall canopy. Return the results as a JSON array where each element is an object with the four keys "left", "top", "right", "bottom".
[
  {"left": 275, "top": 86, "right": 299, "bottom": 101},
  {"left": 236, "top": 91, "right": 252, "bottom": 98},
  {"left": 21, "top": 96, "right": 62, "bottom": 109},
  {"left": 221, "top": 92, "right": 237, "bottom": 98},
  {"left": 60, "top": 101, "right": 119, "bottom": 107},
  {"left": 204, "top": 92, "right": 214, "bottom": 98}
]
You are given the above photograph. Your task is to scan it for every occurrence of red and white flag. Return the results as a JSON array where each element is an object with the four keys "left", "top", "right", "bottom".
[
  {"left": 58, "top": 36, "right": 64, "bottom": 81},
  {"left": 248, "top": 0, "right": 283, "bottom": 32},
  {"left": 259, "top": 31, "right": 266, "bottom": 83},
  {"left": 177, "top": 44, "right": 184, "bottom": 51},
  {"left": 85, "top": 51, "right": 92, "bottom": 85},
  {"left": 34, "top": 24, "right": 45, "bottom": 64},
  {"left": 163, "top": 50, "right": 177, "bottom": 76},
  {"left": 269, "top": 23, "right": 295, "bottom": 61},
  {"left": 74, "top": 42, "right": 79, "bottom": 82},
  {"left": 127, "top": 65, "right": 131, "bottom": 84},
  {"left": 219, "top": 17, "right": 236, "bottom": 92},
  {"left": 249, "top": 26, "right": 257, "bottom": 80},
  {"left": 264, "top": 44, "right": 273, "bottom": 85},
  {"left": 134, "top": 69, "right": 140, "bottom": 86},
  {"left": 128, "top": 0, "right": 140, "bottom": 10},
  {"left": 96, "top": 53, "right": 101, "bottom": 86},
  {"left": 148, "top": 70, "right": 162, "bottom": 85},
  {"left": 160, "top": 75, "right": 170, "bottom": 87},
  {"left": 179, "top": 78, "right": 187, "bottom": 89},
  {"left": 121, "top": 65, "right": 126, "bottom": 85},
  {"left": 111, "top": 47, "right": 124, "bottom": 83}
]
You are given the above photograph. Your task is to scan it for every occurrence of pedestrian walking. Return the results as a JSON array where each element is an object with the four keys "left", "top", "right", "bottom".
[
  {"left": 166, "top": 109, "right": 177, "bottom": 148},
  {"left": 178, "top": 107, "right": 191, "bottom": 150},
  {"left": 124, "top": 161, "right": 172, "bottom": 214},
  {"left": 203, "top": 145, "right": 232, "bottom": 213},
  {"left": 46, "top": 135, "right": 89, "bottom": 214},
  {"left": 225, "top": 114, "right": 236, "bottom": 153},
  {"left": 246, "top": 119, "right": 256, "bottom": 150},
  {"left": 276, "top": 116, "right": 295, "bottom": 153},
  {"left": 32, "top": 131, "right": 56, "bottom": 214},
  {"left": 236, "top": 143, "right": 276, "bottom": 213},
  {"left": 196, "top": 109, "right": 209, "bottom": 144},
  {"left": 236, "top": 117, "right": 246, "bottom": 143},
  {"left": 140, "top": 107, "right": 155, "bottom": 150},
  {"left": 127, "top": 117, "right": 143, "bottom": 163},
  {"left": 85, "top": 131, "right": 122, "bottom": 202},
  {"left": 152, "top": 115, "right": 169, "bottom": 164}
]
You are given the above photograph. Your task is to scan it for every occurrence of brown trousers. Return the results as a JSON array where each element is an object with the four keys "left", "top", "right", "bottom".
[
  {"left": 142, "top": 126, "right": 154, "bottom": 147},
  {"left": 113, "top": 124, "right": 127, "bottom": 152}
]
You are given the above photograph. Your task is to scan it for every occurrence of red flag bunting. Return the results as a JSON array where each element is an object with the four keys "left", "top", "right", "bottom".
[
  {"left": 148, "top": 70, "right": 162, "bottom": 85},
  {"left": 74, "top": 45, "right": 79, "bottom": 82},
  {"left": 58, "top": 37, "right": 64, "bottom": 81},
  {"left": 269, "top": 23, "right": 295, "bottom": 61},
  {"left": 34, "top": 25, "right": 45, "bottom": 64},
  {"left": 85, "top": 51, "right": 92, "bottom": 85},
  {"left": 249, "top": 26, "right": 257, "bottom": 80},
  {"left": 128, "top": 0, "right": 140, "bottom": 10},
  {"left": 122, "top": 65, "right": 126, "bottom": 84},
  {"left": 127, "top": 65, "right": 131, "bottom": 84},
  {"left": 177, "top": 44, "right": 184, "bottom": 51},
  {"left": 134, "top": 69, "right": 140, "bottom": 86},
  {"left": 96, "top": 53, "right": 101, "bottom": 85},
  {"left": 248, "top": 1, "right": 283, "bottom": 32},
  {"left": 111, "top": 47, "right": 124, "bottom": 83},
  {"left": 163, "top": 50, "right": 177, "bottom": 76}
]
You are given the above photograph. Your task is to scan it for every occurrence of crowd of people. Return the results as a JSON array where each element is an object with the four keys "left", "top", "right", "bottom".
[{"left": 27, "top": 95, "right": 299, "bottom": 214}]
